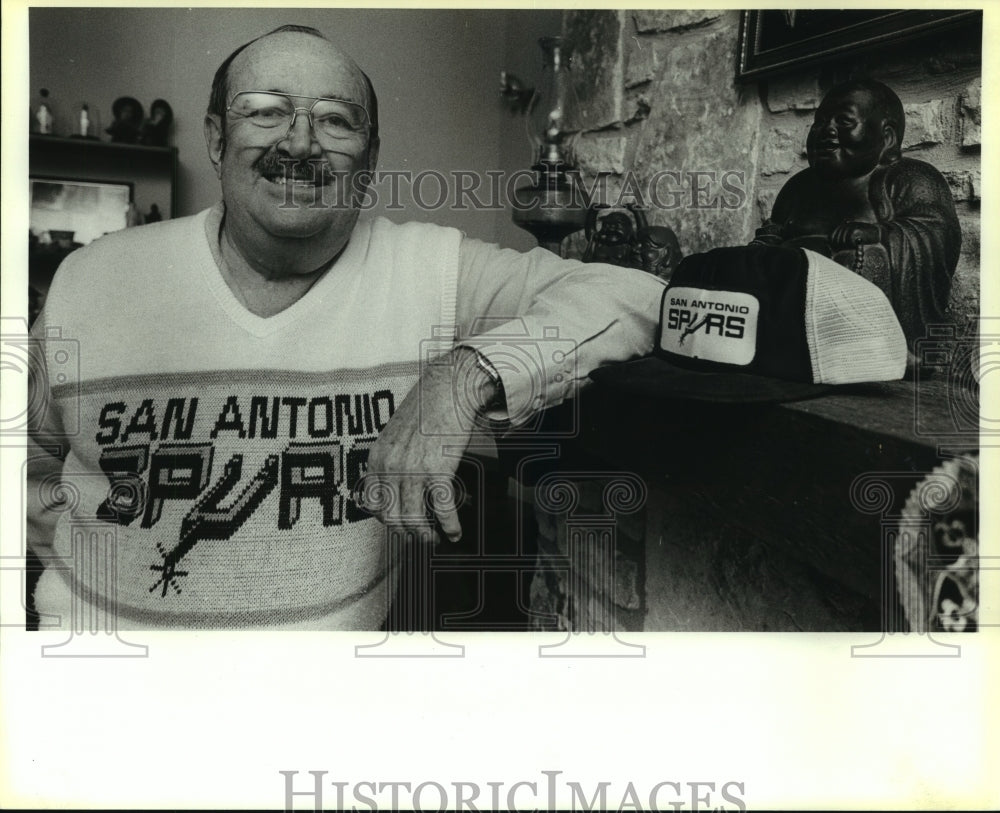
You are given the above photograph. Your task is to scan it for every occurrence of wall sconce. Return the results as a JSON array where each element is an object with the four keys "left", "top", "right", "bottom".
[{"left": 502, "top": 36, "right": 589, "bottom": 255}]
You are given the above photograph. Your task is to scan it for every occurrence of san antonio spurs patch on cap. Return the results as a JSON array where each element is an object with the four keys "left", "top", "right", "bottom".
[{"left": 660, "top": 286, "right": 759, "bottom": 366}]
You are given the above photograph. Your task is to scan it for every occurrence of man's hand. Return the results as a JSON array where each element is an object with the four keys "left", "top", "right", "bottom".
[
  {"left": 359, "top": 347, "right": 501, "bottom": 542},
  {"left": 830, "top": 221, "right": 881, "bottom": 250}
]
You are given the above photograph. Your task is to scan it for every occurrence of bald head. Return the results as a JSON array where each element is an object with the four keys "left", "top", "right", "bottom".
[
  {"left": 827, "top": 78, "right": 904, "bottom": 161},
  {"left": 207, "top": 25, "right": 379, "bottom": 149}
]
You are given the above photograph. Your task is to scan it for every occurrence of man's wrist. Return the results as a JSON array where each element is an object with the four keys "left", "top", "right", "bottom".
[{"left": 455, "top": 346, "right": 506, "bottom": 415}]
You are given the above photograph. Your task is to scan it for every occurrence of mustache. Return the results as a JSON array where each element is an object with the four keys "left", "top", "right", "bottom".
[{"left": 254, "top": 152, "right": 338, "bottom": 184}]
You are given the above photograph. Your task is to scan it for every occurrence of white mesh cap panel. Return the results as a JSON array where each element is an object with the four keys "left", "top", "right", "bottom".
[{"left": 803, "top": 250, "right": 907, "bottom": 384}]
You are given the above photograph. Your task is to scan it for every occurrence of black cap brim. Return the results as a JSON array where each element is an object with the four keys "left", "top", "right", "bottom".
[{"left": 589, "top": 356, "right": 832, "bottom": 404}]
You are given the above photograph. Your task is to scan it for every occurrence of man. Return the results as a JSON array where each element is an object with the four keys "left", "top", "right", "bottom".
[
  {"left": 753, "top": 78, "right": 961, "bottom": 345},
  {"left": 27, "top": 25, "right": 663, "bottom": 630}
]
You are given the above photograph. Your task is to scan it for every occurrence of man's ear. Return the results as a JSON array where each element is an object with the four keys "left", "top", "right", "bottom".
[
  {"left": 880, "top": 120, "right": 900, "bottom": 163},
  {"left": 204, "top": 113, "right": 225, "bottom": 177}
]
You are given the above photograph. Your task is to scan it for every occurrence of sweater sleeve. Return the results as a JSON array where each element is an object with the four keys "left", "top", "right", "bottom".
[{"left": 454, "top": 238, "right": 664, "bottom": 425}]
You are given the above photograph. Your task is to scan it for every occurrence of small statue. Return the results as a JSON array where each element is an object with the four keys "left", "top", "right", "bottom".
[
  {"left": 74, "top": 103, "right": 99, "bottom": 139},
  {"left": 583, "top": 203, "right": 681, "bottom": 280},
  {"left": 126, "top": 202, "right": 143, "bottom": 228},
  {"left": 753, "top": 78, "right": 961, "bottom": 344},
  {"left": 106, "top": 96, "right": 144, "bottom": 144},
  {"left": 145, "top": 203, "right": 162, "bottom": 223},
  {"left": 584, "top": 207, "right": 634, "bottom": 266},
  {"left": 629, "top": 204, "right": 681, "bottom": 280},
  {"left": 139, "top": 99, "right": 173, "bottom": 147},
  {"left": 35, "top": 88, "right": 53, "bottom": 135}
]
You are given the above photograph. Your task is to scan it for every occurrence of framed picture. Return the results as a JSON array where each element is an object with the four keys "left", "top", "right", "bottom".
[
  {"left": 736, "top": 9, "right": 981, "bottom": 82},
  {"left": 29, "top": 176, "right": 133, "bottom": 248}
]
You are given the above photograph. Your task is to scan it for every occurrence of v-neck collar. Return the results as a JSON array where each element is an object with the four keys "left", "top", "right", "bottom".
[{"left": 200, "top": 202, "right": 370, "bottom": 338}]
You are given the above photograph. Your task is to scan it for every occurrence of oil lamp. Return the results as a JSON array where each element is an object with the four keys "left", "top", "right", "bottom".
[{"left": 503, "top": 37, "right": 589, "bottom": 254}]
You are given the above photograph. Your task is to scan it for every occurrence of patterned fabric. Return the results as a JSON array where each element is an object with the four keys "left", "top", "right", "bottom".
[
  {"left": 895, "top": 454, "right": 978, "bottom": 633},
  {"left": 45, "top": 366, "right": 418, "bottom": 627}
]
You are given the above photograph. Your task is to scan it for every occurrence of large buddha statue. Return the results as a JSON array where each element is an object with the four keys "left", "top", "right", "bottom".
[{"left": 753, "top": 79, "right": 962, "bottom": 345}]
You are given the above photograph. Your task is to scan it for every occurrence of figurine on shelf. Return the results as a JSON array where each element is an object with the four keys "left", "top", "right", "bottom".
[
  {"left": 126, "top": 202, "right": 143, "bottom": 228},
  {"left": 145, "top": 203, "right": 163, "bottom": 223},
  {"left": 583, "top": 203, "right": 682, "bottom": 280},
  {"left": 583, "top": 206, "right": 634, "bottom": 266},
  {"left": 106, "top": 96, "right": 144, "bottom": 143},
  {"left": 139, "top": 99, "right": 173, "bottom": 147},
  {"left": 751, "top": 78, "right": 961, "bottom": 344},
  {"left": 629, "top": 204, "right": 681, "bottom": 280},
  {"left": 73, "top": 103, "right": 99, "bottom": 139},
  {"left": 35, "top": 88, "right": 54, "bottom": 135}
]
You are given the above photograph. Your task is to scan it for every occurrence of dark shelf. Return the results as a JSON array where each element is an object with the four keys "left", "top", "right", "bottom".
[
  {"left": 29, "top": 133, "right": 179, "bottom": 218},
  {"left": 30, "top": 133, "right": 176, "bottom": 157}
]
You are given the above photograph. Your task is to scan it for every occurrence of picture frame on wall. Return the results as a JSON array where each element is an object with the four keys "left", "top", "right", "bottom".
[
  {"left": 28, "top": 176, "right": 135, "bottom": 318},
  {"left": 736, "top": 9, "right": 982, "bottom": 82},
  {"left": 29, "top": 176, "right": 133, "bottom": 249}
]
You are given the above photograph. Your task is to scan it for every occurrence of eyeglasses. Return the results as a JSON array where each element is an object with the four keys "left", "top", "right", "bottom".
[{"left": 226, "top": 90, "right": 370, "bottom": 144}]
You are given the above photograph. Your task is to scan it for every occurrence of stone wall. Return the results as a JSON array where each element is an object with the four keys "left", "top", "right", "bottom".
[
  {"left": 562, "top": 9, "right": 981, "bottom": 325},
  {"left": 529, "top": 475, "right": 647, "bottom": 632},
  {"left": 528, "top": 456, "right": 883, "bottom": 633},
  {"left": 532, "top": 10, "right": 982, "bottom": 631}
]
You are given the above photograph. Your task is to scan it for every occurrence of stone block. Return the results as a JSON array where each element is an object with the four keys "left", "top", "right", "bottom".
[
  {"left": 625, "top": 36, "right": 658, "bottom": 88},
  {"left": 624, "top": 90, "right": 652, "bottom": 125},
  {"left": 902, "top": 99, "right": 950, "bottom": 150},
  {"left": 533, "top": 545, "right": 636, "bottom": 632},
  {"left": 565, "top": 10, "right": 624, "bottom": 131},
  {"left": 941, "top": 169, "right": 981, "bottom": 203},
  {"left": 947, "top": 255, "right": 979, "bottom": 329},
  {"left": 574, "top": 134, "right": 629, "bottom": 175},
  {"left": 968, "top": 169, "right": 981, "bottom": 203},
  {"left": 766, "top": 75, "right": 822, "bottom": 112},
  {"left": 612, "top": 553, "right": 642, "bottom": 610},
  {"left": 529, "top": 567, "right": 566, "bottom": 631},
  {"left": 632, "top": 9, "right": 721, "bottom": 34},
  {"left": 760, "top": 126, "right": 800, "bottom": 176},
  {"left": 756, "top": 190, "right": 777, "bottom": 225},
  {"left": 956, "top": 211, "right": 979, "bottom": 259},
  {"left": 633, "top": 18, "right": 764, "bottom": 253},
  {"left": 960, "top": 78, "right": 981, "bottom": 149},
  {"left": 941, "top": 170, "right": 967, "bottom": 202}
]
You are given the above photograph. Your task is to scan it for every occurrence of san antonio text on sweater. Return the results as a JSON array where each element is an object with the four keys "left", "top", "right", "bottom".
[{"left": 95, "top": 389, "right": 397, "bottom": 444}]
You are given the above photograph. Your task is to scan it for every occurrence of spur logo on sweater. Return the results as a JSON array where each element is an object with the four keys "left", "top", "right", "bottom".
[
  {"left": 84, "top": 388, "right": 398, "bottom": 598},
  {"left": 97, "top": 438, "right": 376, "bottom": 597},
  {"left": 660, "top": 287, "right": 759, "bottom": 366}
]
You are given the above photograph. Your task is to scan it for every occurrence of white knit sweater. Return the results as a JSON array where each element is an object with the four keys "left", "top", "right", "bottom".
[{"left": 31, "top": 205, "right": 461, "bottom": 629}]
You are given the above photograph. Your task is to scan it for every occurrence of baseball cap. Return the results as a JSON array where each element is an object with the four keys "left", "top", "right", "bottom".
[{"left": 589, "top": 244, "right": 907, "bottom": 402}]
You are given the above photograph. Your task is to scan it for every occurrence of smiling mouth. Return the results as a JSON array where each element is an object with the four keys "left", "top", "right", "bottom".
[
  {"left": 263, "top": 174, "right": 324, "bottom": 187},
  {"left": 258, "top": 158, "right": 334, "bottom": 187},
  {"left": 813, "top": 141, "right": 839, "bottom": 154}
]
